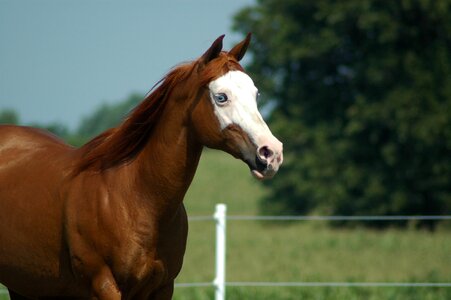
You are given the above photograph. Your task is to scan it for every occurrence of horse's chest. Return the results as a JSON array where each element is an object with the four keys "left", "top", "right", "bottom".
[
  {"left": 122, "top": 255, "right": 167, "bottom": 298},
  {"left": 116, "top": 226, "right": 187, "bottom": 296}
]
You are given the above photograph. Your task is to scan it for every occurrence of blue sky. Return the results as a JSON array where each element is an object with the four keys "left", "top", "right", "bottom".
[{"left": 0, "top": 0, "right": 254, "bottom": 130}]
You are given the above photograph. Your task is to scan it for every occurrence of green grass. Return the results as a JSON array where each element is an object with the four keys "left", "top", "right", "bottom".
[
  {"left": 174, "top": 150, "right": 451, "bottom": 299},
  {"left": 175, "top": 222, "right": 451, "bottom": 299},
  {"left": 0, "top": 286, "right": 7, "bottom": 300},
  {"left": 1, "top": 150, "right": 450, "bottom": 299},
  {"left": 183, "top": 149, "right": 267, "bottom": 216}
]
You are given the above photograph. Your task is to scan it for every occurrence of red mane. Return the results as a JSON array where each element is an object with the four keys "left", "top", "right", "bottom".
[
  {"left": 74, "top": 53, "right": 243, "bottom": 174},
  {"left": 75, "top": 63, "right": 197, "bottom": 173}
]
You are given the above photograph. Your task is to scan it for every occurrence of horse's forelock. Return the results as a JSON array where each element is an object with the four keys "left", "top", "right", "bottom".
[{"left": 199, "top": 53, "right": 244, "bottom": 87}]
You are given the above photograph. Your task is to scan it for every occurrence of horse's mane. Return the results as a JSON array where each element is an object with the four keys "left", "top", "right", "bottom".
[{"left": 74, "top": 53, "right": 243, "bottom": 174}]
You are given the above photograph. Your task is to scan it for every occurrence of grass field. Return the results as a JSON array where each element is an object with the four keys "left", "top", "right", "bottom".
[
  {"left": 1, "top": 150, "right": 450, "bottom": 299},
  {"left": 176, "top": 150, "right": 451, "bottom": 299}
]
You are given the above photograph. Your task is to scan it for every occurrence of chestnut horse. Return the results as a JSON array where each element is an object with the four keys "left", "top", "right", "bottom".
[{"left": 0, "top": 34, "right": 283, "bottom": 299}]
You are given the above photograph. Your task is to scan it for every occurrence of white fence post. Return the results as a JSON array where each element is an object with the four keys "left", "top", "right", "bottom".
[{"left": 214, "top": 203, "right": 227, "bottom": 300}]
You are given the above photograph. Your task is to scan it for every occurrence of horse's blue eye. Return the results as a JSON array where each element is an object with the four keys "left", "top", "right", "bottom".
[{"left": 214, "top": 93, "right": 228, "bottom": 104}]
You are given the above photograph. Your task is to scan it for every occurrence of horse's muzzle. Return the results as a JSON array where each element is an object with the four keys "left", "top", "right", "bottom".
[{"left": 249, "top": 139, "right": 283, "bottom": 180}]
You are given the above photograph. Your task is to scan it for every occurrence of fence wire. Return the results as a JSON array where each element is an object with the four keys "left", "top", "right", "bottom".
[
  {"left": 175, "top": 282, "right": 214, "bottom": 288},
  {"left": 173, "top": 281, "right": 451, "bottom": 288},
  {"left": 182, "top": 214, "right": 451, "bottom": 292},
  {"left": 225, "top": 281, "right": 451, "bottom": 288},
  {"left": 189, "top": 214, "right": 451, "bottom": 221},
  {"left": 225, "top": 215, "right": 451, "bottom": 221}
]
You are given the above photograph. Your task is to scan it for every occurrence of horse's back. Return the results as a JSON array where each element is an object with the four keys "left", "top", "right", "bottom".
[
  {"left": 0, "top": 125, "right": 79, "bottom": 296},
  {"left": 0, "top": 124, "right": 73, "bottom": 169},
  {"left": 0, "top": 124, "right": 70, "bottom": 149},
  {"left": 0, "top": 125, "right": 73, "bottom": 197}
]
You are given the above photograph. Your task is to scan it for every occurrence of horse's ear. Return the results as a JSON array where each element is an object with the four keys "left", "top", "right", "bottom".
[
  {"left": 200, "top": 35, "right": 225, "bottom": 64},
  {"left": 229, "top": 33, "right": 252, "bottom": 61}
]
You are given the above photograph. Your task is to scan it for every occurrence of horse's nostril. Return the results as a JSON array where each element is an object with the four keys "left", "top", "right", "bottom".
[{"left": 258, "top": 146, "right": 274, "bottom": 160}]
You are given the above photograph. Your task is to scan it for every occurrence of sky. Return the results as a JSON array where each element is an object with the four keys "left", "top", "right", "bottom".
[{"left": 0, "top": 0, "right": 254, "bottom": 130}]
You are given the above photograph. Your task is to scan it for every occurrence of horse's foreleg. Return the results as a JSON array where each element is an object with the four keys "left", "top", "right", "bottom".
[{"left": 90, "top": 267, "right": 121, "bottom": 300}]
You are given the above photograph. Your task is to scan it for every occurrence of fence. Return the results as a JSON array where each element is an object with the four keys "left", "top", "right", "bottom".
[
  {"left": 178, "top": 204, "right": 451, "bottom": 300},
  {"left": 1, "top": 205, "right": 451, "bottom": 299}
]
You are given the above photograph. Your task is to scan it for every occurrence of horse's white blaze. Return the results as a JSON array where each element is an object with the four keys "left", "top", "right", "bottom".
[
  {"left": 208, "top": 71, "right": 272, "bottom": 147},
  {"left": 208, "top": 70, "right": 283, "bottom": 179}
]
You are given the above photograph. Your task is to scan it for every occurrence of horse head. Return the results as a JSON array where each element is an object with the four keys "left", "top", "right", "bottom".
[{"left": 190, "top": 34, "right": 283, "bottom": 180}]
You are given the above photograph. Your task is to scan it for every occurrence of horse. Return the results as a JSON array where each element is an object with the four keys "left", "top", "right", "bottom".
[{"left": 0, "top": 34, "right": 283, "bottom": 299}]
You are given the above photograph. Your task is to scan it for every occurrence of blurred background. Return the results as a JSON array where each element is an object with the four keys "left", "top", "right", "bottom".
[{"left": 1, "top": 0, "right": 450, "bottom": 299}]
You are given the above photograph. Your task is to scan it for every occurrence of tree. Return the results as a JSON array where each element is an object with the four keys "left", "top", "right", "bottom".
[
  {"left": 77, "top": 93, "right": 142, "bottom": 140},
  {"left": 233, "top": 0, "right": 451, "bottom": 226},
  {"left": 0, "top": 109, "right": 19, "bottom": 125}
]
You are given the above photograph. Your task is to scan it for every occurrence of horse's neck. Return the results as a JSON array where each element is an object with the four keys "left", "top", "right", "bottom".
[{"left": 127, "top": 101, "right": 203, "bottom": 217}]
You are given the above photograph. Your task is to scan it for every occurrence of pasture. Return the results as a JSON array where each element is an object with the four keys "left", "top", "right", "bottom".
[
  {"left": 175, "top": 150, "right": 451, "bottom": 299},
  {"left": 1, "top": 150, "right": 450, "bottom": 299}
]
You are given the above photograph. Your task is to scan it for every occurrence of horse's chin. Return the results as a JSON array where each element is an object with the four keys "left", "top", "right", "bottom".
[
  {"left": 251, "top": 169, "right": 265, "bottom": 180},
  {"left": 251, "top": 169, "right": 276, "bottom": 181},
  {"left": 247, "top": 157, "right": 277, "bottom": 181}
]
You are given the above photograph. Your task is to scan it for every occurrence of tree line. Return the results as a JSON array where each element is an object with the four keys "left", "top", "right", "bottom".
[
  {"left": 0, "top": 93, "right": 142, "bottom": 147},
  {"left": 232, "top": 0, "right": 451, "bottom": 228}
]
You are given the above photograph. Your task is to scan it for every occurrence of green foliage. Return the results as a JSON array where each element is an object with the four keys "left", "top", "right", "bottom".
[
  {"left": 53, "top": 93, "right": 143, "bottom": 147},
  {"left": 28, "top": 122, "right": 70, "bottom": 139},
  {"left": 0, "top": 109, "right": 19, "bottom": 125},
  {"left": 0, "top": 93, "right": 143, "bottom": 147},
  {"left": 233, "top": 0, "right": 451, "bottom": 226},
  {"left": 77, "top": 93, "right": 142, "bottom": 140},
  {"left": 0, "top": 109, "right": 74, "bottom": 142}
]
